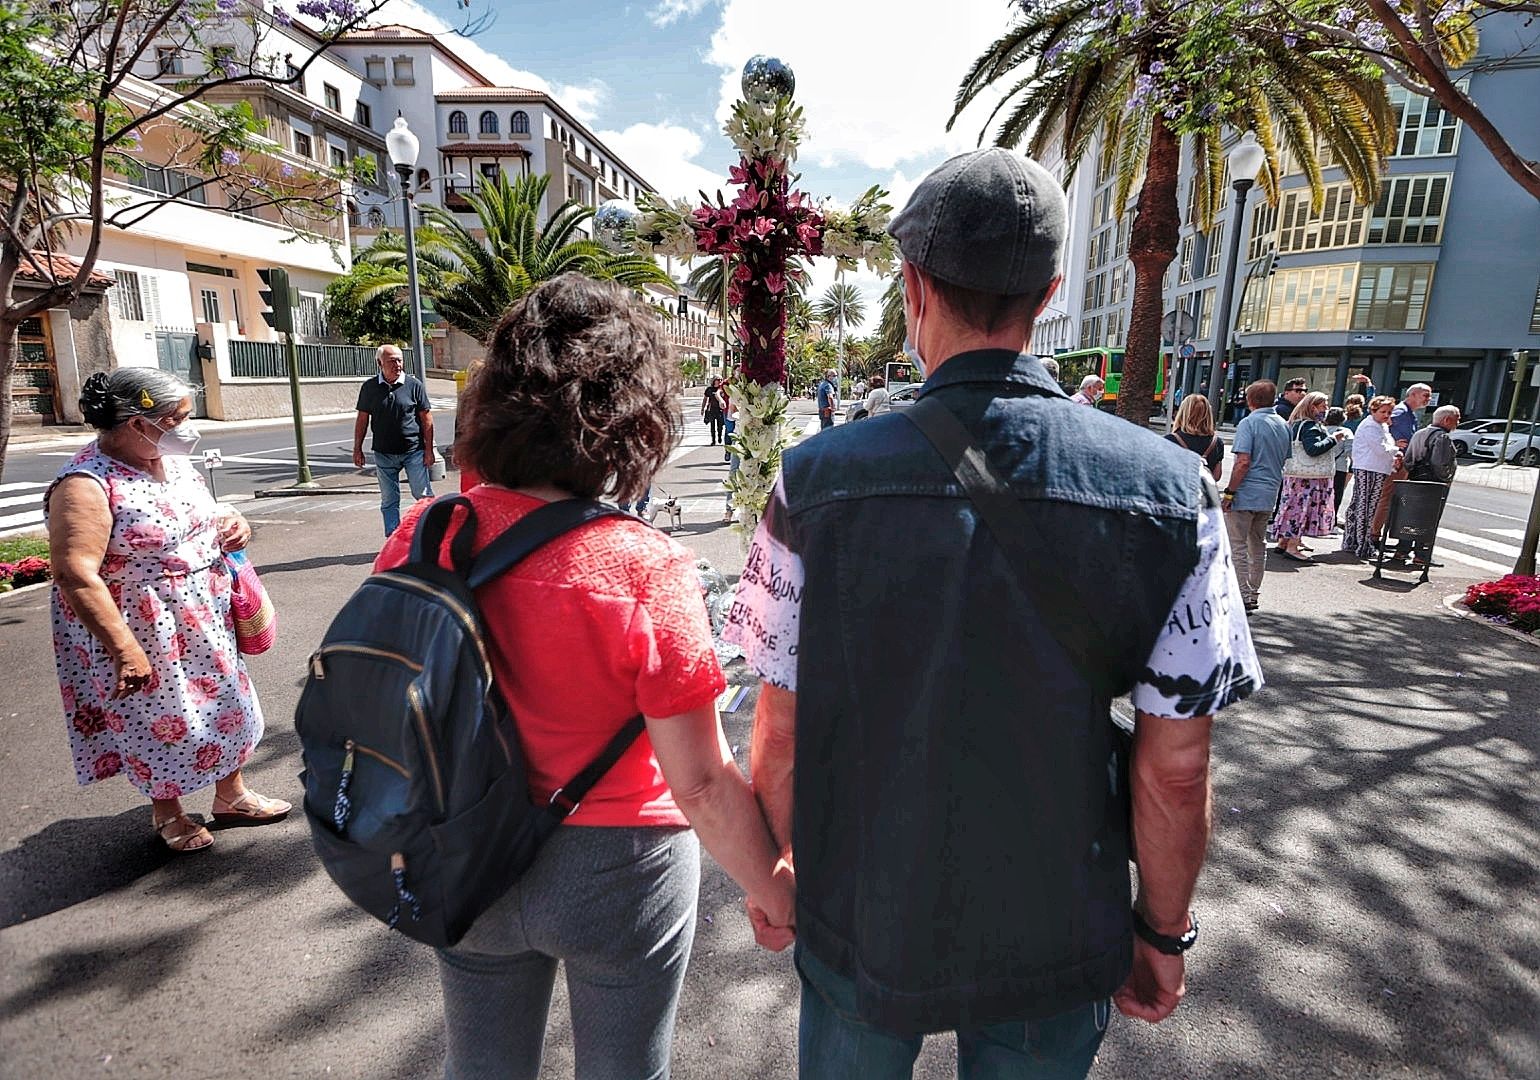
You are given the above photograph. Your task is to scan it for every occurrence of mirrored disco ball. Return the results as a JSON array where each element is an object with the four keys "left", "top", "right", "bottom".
[
  {"left": 741, "top": 55, "right": 795, "bottom": 106},
  {"left": 594, "top": 198, "right": 640, "bottom": 251}
]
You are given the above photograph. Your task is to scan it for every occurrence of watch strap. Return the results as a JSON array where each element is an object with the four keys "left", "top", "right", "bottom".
[{"left": 1132, "top": 909, "right": 1198, "bottom": 954}]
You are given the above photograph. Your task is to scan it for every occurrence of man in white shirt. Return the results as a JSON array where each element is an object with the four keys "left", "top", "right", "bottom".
[{"left": 1071, "top": 374, "right": 1105, "bottom": 406}]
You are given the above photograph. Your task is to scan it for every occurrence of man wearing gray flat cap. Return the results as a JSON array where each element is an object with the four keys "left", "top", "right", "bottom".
[{"left": 728, "top": 147, "right": 1261, "bottom": 1077}]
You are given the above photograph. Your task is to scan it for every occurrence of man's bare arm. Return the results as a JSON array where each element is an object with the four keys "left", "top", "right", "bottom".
[{"left": 750, "top": 682, "right": 797, "bottom": 860}]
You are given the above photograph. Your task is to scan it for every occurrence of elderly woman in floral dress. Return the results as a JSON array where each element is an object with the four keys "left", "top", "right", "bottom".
[
  {"left": 46, "top": 369, "right": 289, "bottom": 853},
  {"left": 1341, "top": 395, "right": 1403, "bottom": 559}
]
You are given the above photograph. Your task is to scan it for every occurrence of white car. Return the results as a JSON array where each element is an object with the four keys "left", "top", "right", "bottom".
[
  {"left": 1449, "top": 418, "right": 1508, "bottom": 457},
  {"left": 1467, "top": 421, "right": 1540, "bottom": 466},
  {"left": 845, "top": 383, "right": 922, "bottom": 423}
]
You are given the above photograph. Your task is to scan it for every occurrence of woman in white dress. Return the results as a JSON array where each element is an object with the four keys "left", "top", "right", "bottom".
[{"left": 47, "top": 369, "right": 289, "bottom": 853}]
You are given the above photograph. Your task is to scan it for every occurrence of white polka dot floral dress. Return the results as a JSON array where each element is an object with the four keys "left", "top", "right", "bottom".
[{"left": 47, "top": 444, "right": 265, "bottom": 799}]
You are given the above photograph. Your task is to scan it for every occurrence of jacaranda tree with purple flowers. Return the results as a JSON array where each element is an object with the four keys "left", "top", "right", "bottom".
[
  {"left": 0, "top": 0, "right": 494, "bottom": 481},
  {"left": 952, "top": 0, "right": 1394, "bottom": 425}
]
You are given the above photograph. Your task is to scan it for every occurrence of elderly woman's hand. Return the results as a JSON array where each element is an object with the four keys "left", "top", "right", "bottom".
[
  {"left": 215, "top": 507, "right": 251, "bottom": 553},
  {"left": 112, "top": 643, "right": 155, "bottom": 699}
]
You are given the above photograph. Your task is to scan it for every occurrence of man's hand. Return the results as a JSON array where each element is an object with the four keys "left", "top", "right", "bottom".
[
  {"left": 352, "top": 447, "right": 366, "bottom": 468},
  {"left": 746, "top": 898, "right": 795, "bottom": 952},
  {"left": 423, "top": 446, "right": 436, "bottom": 469},
  {"left": 1114, "top": 938, "right": 1186, "bottom": 1022}
]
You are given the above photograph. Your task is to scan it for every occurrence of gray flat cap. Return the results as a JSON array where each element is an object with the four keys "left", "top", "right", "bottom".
[{"left": 888, "top": 148, "right": 1066, "bottom": 295}]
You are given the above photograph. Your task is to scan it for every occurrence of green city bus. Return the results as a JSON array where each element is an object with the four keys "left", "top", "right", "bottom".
[{"left": 1052, "top": 348, "right": 1167, "bottom": 409}]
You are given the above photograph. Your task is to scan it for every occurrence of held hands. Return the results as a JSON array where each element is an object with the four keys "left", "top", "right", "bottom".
[
  {"left": 1113, "top": 938, "right": 1187, "bottom": 1023},
  {"left": 745, "top": 857, "right": 797, "bottom": 952},
  {"left": 215, "top": 509, "right": 251, "bottom": 553}
]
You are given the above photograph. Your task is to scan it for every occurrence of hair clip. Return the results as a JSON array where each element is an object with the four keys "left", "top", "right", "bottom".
[{"left": 140, "top": 390, "right": 155, "bottom": 409}]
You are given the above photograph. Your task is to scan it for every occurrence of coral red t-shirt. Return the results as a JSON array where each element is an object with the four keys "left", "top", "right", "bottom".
[{"left": 375, "top": 487, "right": 725, "bottom": 827}]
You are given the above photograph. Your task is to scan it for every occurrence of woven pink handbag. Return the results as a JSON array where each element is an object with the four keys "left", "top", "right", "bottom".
[{"left": 225, "top": 550, "right": 276, "bottom": 656}]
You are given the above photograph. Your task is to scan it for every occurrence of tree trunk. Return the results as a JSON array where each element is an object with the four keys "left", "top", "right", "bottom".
[
  {"left": 0, "top": 322, "right": 15, "bottom": 486},
  {"left": 1119, "top": 117, "right": 1182, "bottom": 427}
]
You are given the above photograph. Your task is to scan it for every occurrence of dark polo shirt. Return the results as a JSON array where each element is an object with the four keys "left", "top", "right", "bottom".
[{"left": 357, "top": 374, "right": 431, "bottom": 454}]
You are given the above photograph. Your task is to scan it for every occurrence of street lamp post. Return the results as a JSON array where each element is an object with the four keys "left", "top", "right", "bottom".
[
  {"left": 385, "top": 114, "right": 447, "bottom": 481},
  {"left": 1206, "top": 131, "right": 1267, "bottom": 420},
  {"left": 385, "top": 114, "right": 426, "bottom": 385}
]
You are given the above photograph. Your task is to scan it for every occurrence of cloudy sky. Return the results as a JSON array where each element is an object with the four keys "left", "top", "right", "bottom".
[{"left": 380, "top": 0, "right": 1022, "bottom": 330}]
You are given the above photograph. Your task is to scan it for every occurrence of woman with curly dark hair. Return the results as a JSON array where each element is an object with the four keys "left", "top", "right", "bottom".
[{"left": 375, "top": 274, "right": 793, "bottom": 1079}]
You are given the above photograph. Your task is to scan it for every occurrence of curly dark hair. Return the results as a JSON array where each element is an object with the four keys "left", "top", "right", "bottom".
[{"left": 454, "top": 273, "right": 681, "bottom": 504}]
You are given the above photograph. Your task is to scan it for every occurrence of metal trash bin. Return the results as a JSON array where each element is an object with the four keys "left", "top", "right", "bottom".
[{"left": 1374, "top": 480, "right": 1450, "bottom": 584}]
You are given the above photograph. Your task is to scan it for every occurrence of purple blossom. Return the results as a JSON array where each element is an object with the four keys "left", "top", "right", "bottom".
[
  {"left": 220, "top": 149, "right": 240, "bottom": 166},
  {"left": 270, "top": 4, "right": 292, "bottom": 25},
  {"left": 1148, "top": 60, "right": 1166, "bottom": 75},
  {"left": 297, "top": 0, "right": 360, "bottom": 19},
  {"left": 1283, "top": 31, "right": 1299, "bottom": 47},
  {"left": 280, "top": 163, "right": 295, "bottom": 178},
  {"left": 1045, "top": 40, "right": 1069, "bottom": 64},
  {"left": 1198, "top": 102, "right": 1220, "bottom": 121},
  {"left": 1333, "top": 5, "right": 1356, "bottom": 26},
  {"left": 1164, "top": 104, "right": 1183, "bottom": 120},
  {"left": 1127, "top": 73, "right": 1158, "bottom": 113},
  {"left": 1243, "top": 0, "right": 1264, "bottom": 14},
  {"left": 215, "top": 0, "right": 240, "bottom": 13}
]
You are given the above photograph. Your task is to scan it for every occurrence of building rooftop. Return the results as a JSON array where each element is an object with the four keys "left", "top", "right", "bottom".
[
  {"left": 435, "top": 87, "right": 545, "bottom": 101},
  {"left": 17, "top": 252, "right": 115, "bottom": 290}
]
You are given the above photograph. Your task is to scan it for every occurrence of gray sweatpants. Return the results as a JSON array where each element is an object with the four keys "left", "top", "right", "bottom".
[{"left": 438, "top": 825, "right": 701, "bottom": 1080}]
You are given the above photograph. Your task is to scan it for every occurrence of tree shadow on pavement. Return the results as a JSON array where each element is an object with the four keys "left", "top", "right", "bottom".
[
  {"left": 1099, "top": 608, "right": 1540, "bottom": 1079},
  {"left": 257, "top": 551, "right": 379, "bottom": 576}
]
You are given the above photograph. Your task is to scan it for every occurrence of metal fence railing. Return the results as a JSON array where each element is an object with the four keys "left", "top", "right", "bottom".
[{"left": 227, "top": 340, "right": 411, "bottom": 379}]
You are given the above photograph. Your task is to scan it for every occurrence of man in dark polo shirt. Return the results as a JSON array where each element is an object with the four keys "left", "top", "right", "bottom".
[
  {"left": 352, "top": 344, "right": 435, "bottom": 537},
  {"left": 726, "top": 148, "right": 1261, "bottom": 1077}
]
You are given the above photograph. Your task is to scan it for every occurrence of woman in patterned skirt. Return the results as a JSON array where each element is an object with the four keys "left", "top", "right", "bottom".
[
  {"left": 1341, "top": 395, "right": 1403, "bottom": 559},
  {"left": 1269, "top": 391, "right": 1345, "bottom": 562},
  {"left": 46, "top": 369, "right": 289, "bottom": 853}
]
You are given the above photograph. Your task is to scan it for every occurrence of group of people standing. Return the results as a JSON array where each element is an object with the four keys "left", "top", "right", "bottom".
[{"left": 1164, "top": 373, "right": 1457, "bottom": 612}]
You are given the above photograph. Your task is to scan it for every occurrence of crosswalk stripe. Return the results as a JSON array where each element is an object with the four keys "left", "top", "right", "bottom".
[
  {"left": 0, "top": 481, "right": 48, "bottom": 493},
  {"left": 1433, "top": 547, "right": 1512, "bottom": 575},
  {"left": 0, "top": 509, "right": 45, "bottom": 534},
  {"left": 1438, "top": 528, "right": 1522, "bottom": 559},
  {"left": 1486, "top": 528, "right": 1525, "bottom": 541},
  {"left": 0, "top": 492, "right": 44, "bottom": 510}
]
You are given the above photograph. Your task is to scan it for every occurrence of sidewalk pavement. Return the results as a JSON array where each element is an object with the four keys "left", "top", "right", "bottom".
[
  {"left": 1, "top": 400, "right": 1537, "bottom": 1078},
  {"left": 4, "top": 377, "right": 463, "bottom": 450}
]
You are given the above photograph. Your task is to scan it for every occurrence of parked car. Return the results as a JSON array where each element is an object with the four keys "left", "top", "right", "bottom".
[
  {"left": 1449, "top": 418, "right": 1509, "bottom": 457},
  {"left": 845, "top": 383, "right": 921, "bottom": 423},
  {"left": 1468, "top": 421, "right": 1540, "bottom": 466}
]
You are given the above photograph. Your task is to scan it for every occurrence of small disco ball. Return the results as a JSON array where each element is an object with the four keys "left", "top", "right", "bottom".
[
  {"left": 741, "top": 55, "right": 795, "bottom": 106},
  {"left": 594, "top": 198, "right": 640, "bottom": 252}
]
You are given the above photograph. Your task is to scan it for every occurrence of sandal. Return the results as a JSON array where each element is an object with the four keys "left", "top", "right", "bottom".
[
  {"left": 1278, "top": 548, "right": 1313, "bottom": 563},
  {"left": 154, "top": 813, "right": 214, "bottom": 853},
  {"left": 212, "top": 790, "right": 293, "bottom": 826}
]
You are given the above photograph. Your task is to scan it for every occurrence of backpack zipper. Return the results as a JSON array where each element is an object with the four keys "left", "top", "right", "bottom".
[
  {"left": 309, "top": 644, "right": 425, "bottom": 679},
  {"left": 332, "top": 739, "right": 411, "bottom": 833},
  {"left": 377, "top": 573, "right": 494, "bottom": 686},
  {"left": 407, "top": 683, "right": 445, "bottom": 813}
]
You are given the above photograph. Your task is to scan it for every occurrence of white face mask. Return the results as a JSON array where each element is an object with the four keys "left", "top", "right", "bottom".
[
  {"left": 139, "top": 418, "right": 201, "bottom": 457},
  {"left": 902, "top": 274, "right": 928, "bottom": 378}
]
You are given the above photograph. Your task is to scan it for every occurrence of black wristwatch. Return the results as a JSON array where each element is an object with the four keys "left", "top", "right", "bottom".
[{"left": 1132, "top": 909, "right": 1199, "bottom": 955}]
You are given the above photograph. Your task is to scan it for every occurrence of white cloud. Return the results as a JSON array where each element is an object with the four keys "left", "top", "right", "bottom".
[
  {"left": 648, "top": 0, "right": 717, "bottom": 26},
  {"left": 594, "top": 121, "right": 731, "bottom": 203},
  {"left": 705, "top": 0, "right": 1012, "bottom": 173}
]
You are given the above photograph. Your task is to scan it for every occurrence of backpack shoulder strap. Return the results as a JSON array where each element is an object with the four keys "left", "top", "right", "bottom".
[
  {"left": 902, "top": 396, "right": 1111, "bottom": 695},
  {"left": 410, "top": 495, "right": 478, "bottom": 576},
  {"left": 466, "top": 497, "right": 627, "bottom": 590}
]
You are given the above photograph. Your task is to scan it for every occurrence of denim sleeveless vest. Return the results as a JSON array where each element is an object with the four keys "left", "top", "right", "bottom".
[{"left": 780, "top": 350, "right": 1201, "bottom": 1035}]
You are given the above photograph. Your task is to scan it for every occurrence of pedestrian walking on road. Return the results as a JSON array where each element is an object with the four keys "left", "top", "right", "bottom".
[
  {"left": 1275, "top": 378, "right": 1308, "bottom": 420},
  {"left": 1165, "top": 394, "right": 1225, "bottom": 481},
  {"left": 1070, "top": 373, "right": 1104, "bottom": 406},
  {"left": 353, "top": 344, "right": 436, "bottom": 538},
  {"left": 720, "top": 382, "right": 736, "bottom": 462},
  {"left": 1342, "top": 396, "right": 1403, "bottom": 559},
  {"left": 702, "top": 376, "right": 727, "bottom": 445},
  {"left": 727, "top": 148, "right": 1261, "bottom": 1078},
  {"left": 724, "top": 393, "right": 743, "bottom": 522},
  {"left": 390, "top": 274, "right": 793, "bottom": 1080},
  {"left": 861, "top": 373, "right": 892, "bottom": 417},
  {"left": 45, "top": 370, "right": 289, "bottom": 854},
  {"left": 816, "top": 368, "right": 839, "bottom": 429},
  {"left": 1323, "top": 406, "right": 1354, "bottom": 522},
  {"left": 1222, "top": 380, "right": 1292, "bottom": 612},
  {"left": 1269, "top": 392, "right": 1345, "bottom": 562}
]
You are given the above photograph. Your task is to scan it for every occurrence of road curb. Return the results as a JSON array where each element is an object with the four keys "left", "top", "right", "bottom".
[
  {"left": 0, "top": 580, "right": 51, "bottom": 603},
  {"left": 254, "top": 487, "right": 377, "bottom": 498},
  {"left": 1442, "top": 593, "right": 1540, "bottom": 649}
]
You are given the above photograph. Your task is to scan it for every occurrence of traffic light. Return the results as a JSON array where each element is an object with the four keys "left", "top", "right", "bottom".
[{"left": 257, "top": 266, "right": 295, "bottom": 334}]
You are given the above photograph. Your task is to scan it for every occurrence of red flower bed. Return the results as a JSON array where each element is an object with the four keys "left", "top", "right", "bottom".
[
  {"left": 0, "top": 556, "right": 52, "bottom": 591},
  {"left": 1465, "top": 574, "right": 1540, "bottom": 634}
]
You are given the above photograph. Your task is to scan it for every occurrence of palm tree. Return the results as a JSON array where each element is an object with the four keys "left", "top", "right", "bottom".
[
  {"left": 870, "top": 279, "right": 905, "bottom": 365},
  {"left": 951, "top": 3, "right": 1393, "bottom": 424},
  {"left": 816, "top": 281, "right": 866, "bottom": 389},
  {"left": 357, "top": 173, "right": 673, "bottom": 343}
]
